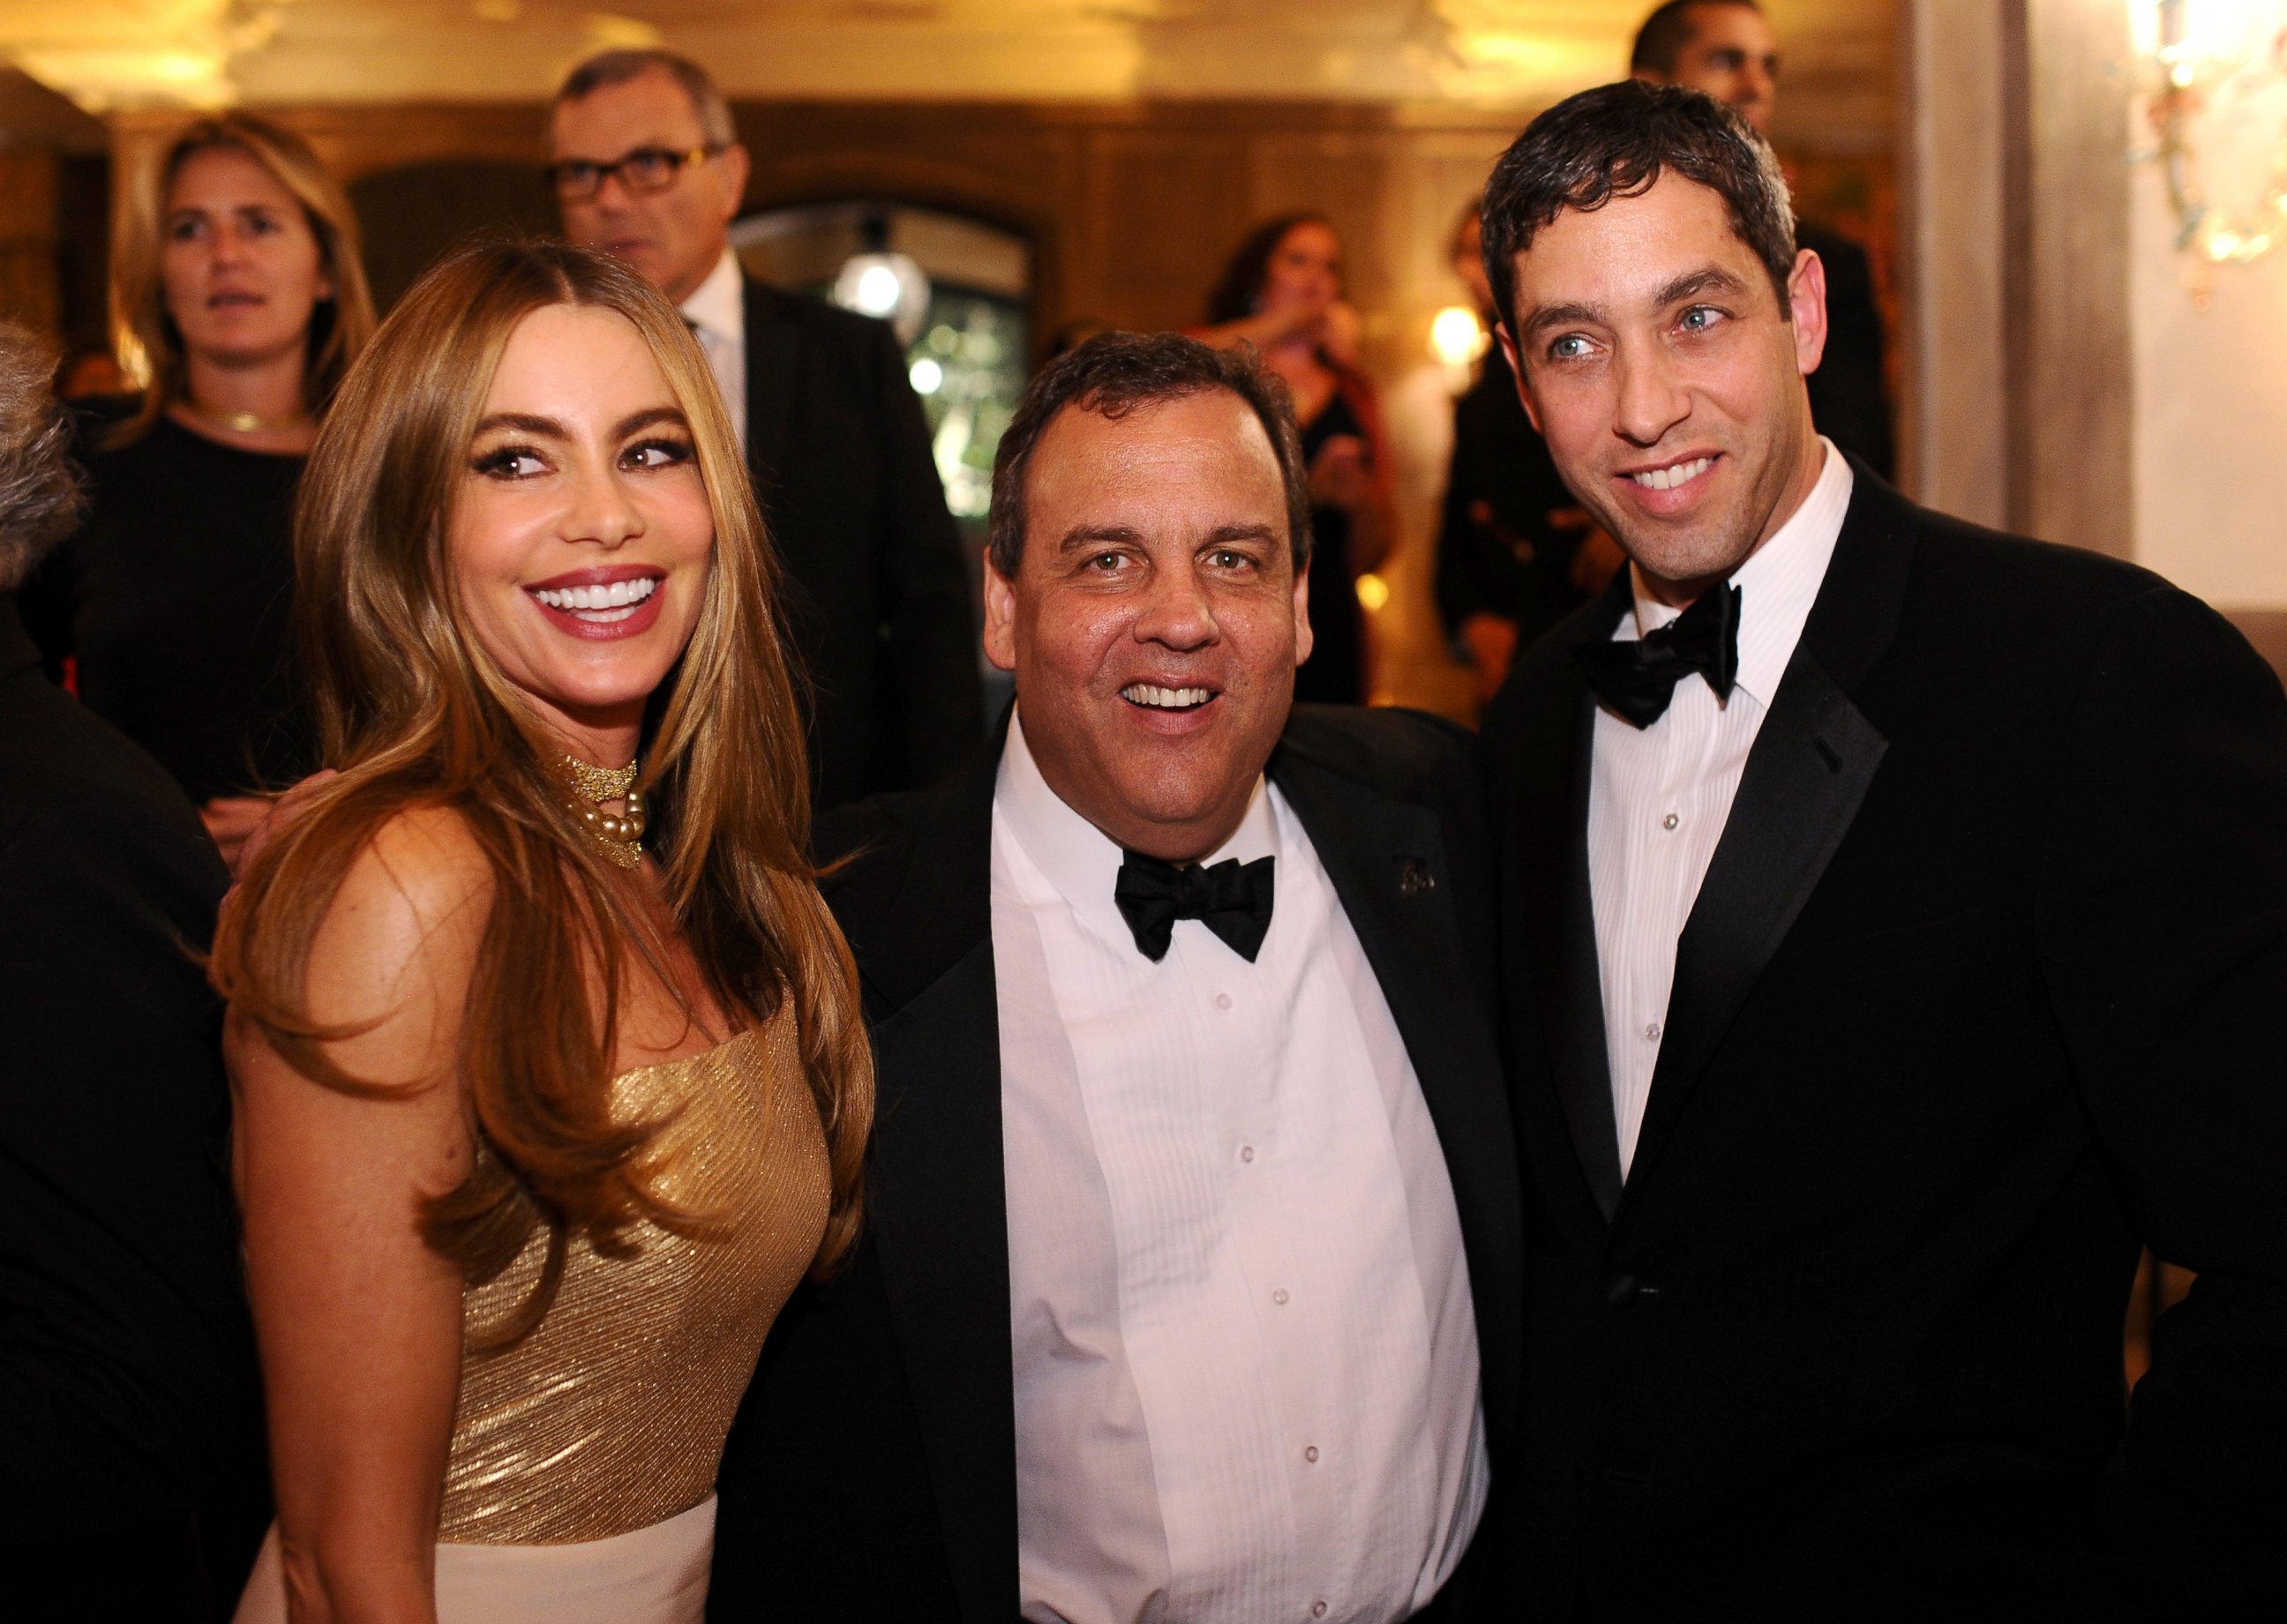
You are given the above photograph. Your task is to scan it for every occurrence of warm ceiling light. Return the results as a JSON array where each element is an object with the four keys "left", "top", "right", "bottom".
[{"left": 1429, "top": 304, "right": 1488, "bottom": 369}]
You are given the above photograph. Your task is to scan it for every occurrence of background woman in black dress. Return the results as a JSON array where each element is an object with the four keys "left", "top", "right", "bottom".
[
  {"left": 24, "top": 114, "right": 374, "bottom": 871},
  {"left": 1196, "top": 213, "right": 1397, "bottom": 705}
]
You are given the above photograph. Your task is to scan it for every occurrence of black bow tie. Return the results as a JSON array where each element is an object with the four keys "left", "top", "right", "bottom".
[
  {"left": 1572, "top": 583, "right": 1743, "bottom": 728},
  {"left": 1114, "top": 851, "right": 1276, "bottom": 963}
]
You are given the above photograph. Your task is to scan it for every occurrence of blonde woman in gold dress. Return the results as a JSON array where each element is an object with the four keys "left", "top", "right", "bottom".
[{"left": 213, "top": 238, "right": 872, "bottom": 1623}]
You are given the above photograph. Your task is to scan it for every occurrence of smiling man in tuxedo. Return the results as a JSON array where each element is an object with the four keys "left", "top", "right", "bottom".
[
  {"left": 1478, "top": 80, "right": 2287, "bottom": 1615},
  {"left": 708, "top": 332, "right": 1521, "bottom": 1624}
]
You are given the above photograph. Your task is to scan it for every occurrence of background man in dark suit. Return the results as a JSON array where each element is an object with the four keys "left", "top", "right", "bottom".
[
  {"left": 1478, "top": 82, "right": 2287, "bottom": 1615},
  {"left": 0, "top": 323, "right": 269, "bottom": 1619},
  {"left": 709, "top": 333, "right": 1521, "bottom": 1623},
  {"left": 1632, "top": 0, "right": 1894, "bottom": 479},
  {"left": 550, "top": 50, "right": 981, "bottom": 809}
]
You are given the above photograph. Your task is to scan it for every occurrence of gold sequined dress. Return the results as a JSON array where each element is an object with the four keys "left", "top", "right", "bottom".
[{"left": 235, "top": 1014, "right": 828, "bottom": 1624}]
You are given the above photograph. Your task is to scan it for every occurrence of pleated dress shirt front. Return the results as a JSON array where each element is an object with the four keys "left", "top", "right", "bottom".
[{"left": 991, "top": 712, "right": 1488, "bottom": 1624}]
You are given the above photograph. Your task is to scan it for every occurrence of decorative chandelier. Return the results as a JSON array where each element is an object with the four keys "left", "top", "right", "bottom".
[{"left": 2138, "top": 0, "right": 2287, "bottom": 300}]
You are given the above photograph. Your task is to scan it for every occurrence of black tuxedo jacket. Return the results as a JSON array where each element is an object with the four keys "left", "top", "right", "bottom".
[
  {"left": 738, "top": 279, "right": 982, "bottom": 809},
  {"left": 709, "top": 705, "right": 1525, "bottom": 1622},
  {"left": 1481, "top": 464, "right": 2287, "bottom": 1617},
  {"left": 0, "top": 597, "right": 269, "bottom": 1619}
]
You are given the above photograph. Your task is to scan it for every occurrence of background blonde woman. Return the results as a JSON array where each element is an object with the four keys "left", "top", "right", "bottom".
[
  {"left": 21, "top": 113, "right": 374, "bottom": 870},
  {"left": 214, "top": 238, "right": 871, "bottom": 1623}
]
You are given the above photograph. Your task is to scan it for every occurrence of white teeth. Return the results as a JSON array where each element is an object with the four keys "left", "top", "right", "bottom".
[
  {"left": 533, "top": 578, "right": 658, "bottom": 613},
  {"left": 1121, "top": 684, "right": 1213, "bottom": 709},
  {"left": 1630, "top": 455, "right": 1713, "bottom": 490}
]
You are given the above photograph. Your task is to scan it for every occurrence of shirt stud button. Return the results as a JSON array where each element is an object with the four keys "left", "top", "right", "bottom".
[
  {"left": 1215, "top": 992, "right": 1232, "bottom": 1010},
  {"left": 1662, "top": 812, "right": 1679, "bottom": 830},
  {"left": 1240, "top": 1145, "right": 1256, "bottom": 1164},
  {"left": 1313, "top": 1605, "right": 1329, "bottom": 1620},
  {"left": 1304, "top": 1444, "right": 1320, "bottom": 1463},
  {"left": 1645, "top": 1022, "right": 1662, "bottom": 1042},
  {"left": 1272, "top": 1287, "right": 1289, "bottom": 1305}
]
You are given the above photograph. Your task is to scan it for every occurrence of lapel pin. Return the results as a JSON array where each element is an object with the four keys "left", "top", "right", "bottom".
[{"left": 1399, "top": 859, "right": 1436, "bottom": 897}]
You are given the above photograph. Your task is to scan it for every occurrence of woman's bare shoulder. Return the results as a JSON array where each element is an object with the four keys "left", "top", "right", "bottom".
[{"left": 301, "top": 803, "right": 498, "bottom": 1041}]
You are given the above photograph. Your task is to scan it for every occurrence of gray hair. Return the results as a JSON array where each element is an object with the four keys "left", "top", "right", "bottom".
[
  {"left": 0, "top": 323, "right": 85, "bottom": 593},
  {"left": 552, "top": 49, "right": 738, "bottom": 148}
]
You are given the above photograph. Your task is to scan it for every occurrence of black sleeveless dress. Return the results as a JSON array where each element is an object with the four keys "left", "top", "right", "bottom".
[{"left": 1296, "top": 391, "right": 1368, "bottom": 706}]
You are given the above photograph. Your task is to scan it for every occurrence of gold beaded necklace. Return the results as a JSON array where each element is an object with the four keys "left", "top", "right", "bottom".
[
  {"left": 185, "top": 399, "right": 312, "bottom": 436},
  {"left": 560, "top": 753, "right": 646, "bottom": 870}
]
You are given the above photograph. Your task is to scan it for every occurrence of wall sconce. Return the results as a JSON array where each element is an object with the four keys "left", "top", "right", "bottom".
[{"left": 2138, "top": 0, "right": 2287, "bottom": 301}]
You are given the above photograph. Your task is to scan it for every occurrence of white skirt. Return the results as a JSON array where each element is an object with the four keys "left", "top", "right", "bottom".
[{"left": 232, "top": 1494, "right": 716, "bottom": 1624}]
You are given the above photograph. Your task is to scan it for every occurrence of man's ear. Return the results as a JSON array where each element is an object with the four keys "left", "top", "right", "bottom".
[
  {"left": 1496, "top": 323, "right": 1544, "bottom": 436},
  {"left": 715, "top": 143, "right": 752, "bottom": 224},
  {"left": 981, "top": 551, "right": 1019, "bottom": 673},
  {"left": 1785, "top": 247, "right": 1829, "bottom": 379},
  {"left": 1290, "top": 547, "right": 1314, "bottom": 669}
]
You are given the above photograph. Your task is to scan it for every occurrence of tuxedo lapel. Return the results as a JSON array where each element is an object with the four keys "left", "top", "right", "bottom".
[
  {"left": 865, "top": 947, "right": 1013, "bottom": 1624},
  {"left": 740, "top": 278, "right": 800, "bottom": 508},
  {"left": 1623, "top": 466, "right": 1916, "bottom": 1199},
  {"left": 834, "top": 752, "right": 1017, "bottom": 1624},
  {"left": 1623, "top": 649, "right": 1886, "bottom": 1192},
  {"left": 1271, "top": 726, "right": 1523, "bottom": 1443},
  {"left": 1506, "top": 583, "right": 1631, "bottom": 1223}
]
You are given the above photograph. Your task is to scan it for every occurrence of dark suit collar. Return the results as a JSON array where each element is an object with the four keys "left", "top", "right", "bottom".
[
  {"left": 866, "top": 706, "right": 1521, "bottom": 1595},
  {"left": 1269, "top": 723, "right": 1523, "bottom": 1445},
  {"left": 1513, "top": 573, "right": 1633, "bottom": 1223},
  {"left": 834, "top": 706, "right": 1013, "bottom": 1624},
  {"left": 1798, "top": 454, "right": 1920, "bottom": 689},
  {"left": 739, "top": 273, "right": 800, "bottom": 498},
  {"left": 1618, "top": 460, "right": 1911, "bottom": 1207},
  {"left": 1529, "top": 466, "right": 1919, "bottom": 1221},
  {"left": 0, "top": 595, "right": 41, "bottom": 682}
]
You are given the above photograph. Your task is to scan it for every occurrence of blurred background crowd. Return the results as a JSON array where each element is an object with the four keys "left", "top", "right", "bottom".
[{"left": 4, "top": 0, "right": 2284, "bottom": 1442}]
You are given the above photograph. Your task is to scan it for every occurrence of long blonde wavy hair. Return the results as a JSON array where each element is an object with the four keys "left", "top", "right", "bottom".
[
  {"left": 211, "top": 238, "right": 871, "bottom": 1338},
  {"left": 109, "top": 112, "right": 376, "bottom": 447}
]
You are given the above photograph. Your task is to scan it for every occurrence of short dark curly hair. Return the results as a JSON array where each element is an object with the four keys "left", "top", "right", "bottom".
[
  {"left": 0, "top": 323, "right": 85, "bottom": 593},
  {"left": 986, "top": 330, "right": 1311, "bottom": 579},
  {"left": 1480, "top": 79, "right": 1796, "bottom": 348}
]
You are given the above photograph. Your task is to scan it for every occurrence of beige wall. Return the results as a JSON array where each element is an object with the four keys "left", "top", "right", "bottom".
[{"left": 2129, "top": 104, "right": 2287, "bottom": 616}]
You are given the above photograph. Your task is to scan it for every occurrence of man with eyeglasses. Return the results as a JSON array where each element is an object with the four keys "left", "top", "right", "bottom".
[{"left": 549, "top": 49, "right": 982, "bottom": 810}]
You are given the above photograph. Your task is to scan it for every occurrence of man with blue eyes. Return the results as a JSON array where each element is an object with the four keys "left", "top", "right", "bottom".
[
  {"left": 548, "top": 49, "right": 980, "bottom": 811},
  {"left": 1477, "top": 80, "right": 2287, "bottom": 1614},
  {"left": 709, "top": 332, "right": 1522, "bottom": 1624}
]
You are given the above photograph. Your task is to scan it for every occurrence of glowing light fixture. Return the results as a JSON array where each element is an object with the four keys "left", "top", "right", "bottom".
[
  {"left": 2136, "top": 0, "right": 2287, "bottom": 300},
  {"left": 909, "top": 356, "right": 944, "bottom": 395},
  {"left": 832, "top": 213, "right": 933, "bottom": 345},
  {"left": 1429, "top": 305, "right": 1489, "bottom": 368},
  {"left": 1354, "top": 573, "right": 1391, "bottom": 613}
]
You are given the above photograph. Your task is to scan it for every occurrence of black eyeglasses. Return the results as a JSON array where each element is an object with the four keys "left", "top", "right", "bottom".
[{"left": 545, "top": 145, "right": 723, "bottom": 201}]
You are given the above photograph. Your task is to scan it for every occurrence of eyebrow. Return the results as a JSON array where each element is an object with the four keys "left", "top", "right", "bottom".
[
  {"left": 1519, "top": 264, "right": 1752, "bottom": 341},
  {"left": 1053, "top": 520, "right": 1282, "bottom": 552},
  {"left": 1653, "top": 265, "right": 1751, "bottom": 307},
  {"left": 1054, "top": 524, "right": 1143, "bottom": 554},
  {"left": 1200, "top": 522, "right": 1282, "bottom": 548},
  {"left": 1519, "top": 299, "right": 1607, "bottom": 341},
  {"left": 471, "top": 405, "right": 689, "bottom": 441}
]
